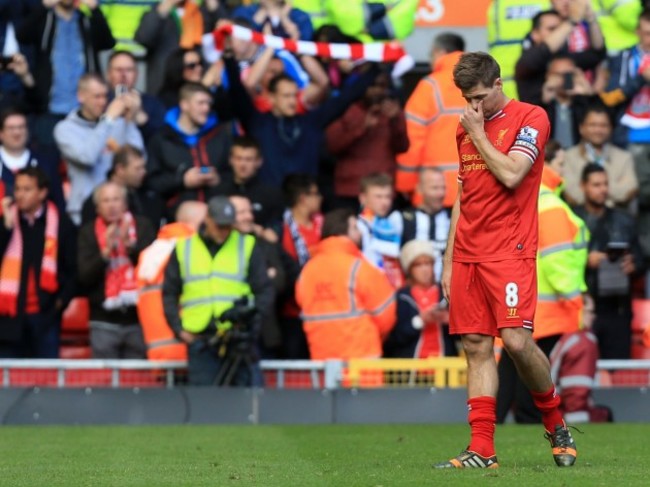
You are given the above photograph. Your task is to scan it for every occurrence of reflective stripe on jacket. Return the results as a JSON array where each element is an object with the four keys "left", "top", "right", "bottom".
[
  {"left": 176, "top": 231, "right": 254, "bottom": 334},
  {"left": 487, "top": 0, "right": 550, "bottom": 98},
  {"left": 396, "top": 51, "right": 465, "bottom": 207},
  {"left": 296, "top": 236, "right": 396, "bottom": 360},
  {"left": 136, "top": 223, "right": 195, "bottom": 361},
  {"left": 534, "top": 166, "right": 589, "bottom": 339}
]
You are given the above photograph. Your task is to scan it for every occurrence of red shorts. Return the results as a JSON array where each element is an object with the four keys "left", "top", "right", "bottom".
[{"left": 448, "top": 259, "right": 537, "bottom": 337}]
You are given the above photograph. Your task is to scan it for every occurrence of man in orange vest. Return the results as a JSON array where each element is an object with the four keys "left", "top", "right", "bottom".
[
  {"left": 135, "top": 201, "right": 207, "bottom": 361},
  {"left": 296, "top": 208, "right": 396, "bottom": 360},
  {"left": 396, "top": 33, "right": 466, "bottom": 208}
]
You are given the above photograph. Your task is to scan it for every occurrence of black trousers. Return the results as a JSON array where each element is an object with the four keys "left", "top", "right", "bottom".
[{"left": 496, "top": 334, "right": 561, "bottom": 424}]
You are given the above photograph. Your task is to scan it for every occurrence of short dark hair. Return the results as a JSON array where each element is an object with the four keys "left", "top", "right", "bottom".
[
  {"left": 231, "top": 136, "right": 261, "bottom": 157},
  {"left": 179, "top": 81, "right": 211, "bottom": 101},
  {"left": 283, "top": 174, "right": 317, "bottom": 208},
  {"left": 581, "top": 163, "right": 606, "bottom": 183},
  {"left": 108, "top": 50, "right": 137, "bottom": 67},
  {"left": 16, "top": 167, "right": 49, "bottom": 190},
  {"left": 433, "top": 33, "right": 465, "bottom": 54},
  {"left": 452, "top": 52, "right": 501, "bottom": 91},
  {"left": 321, "top": 208, "right": 356, "bottom": 239},
  {"left": 268, "top": 74, "right": 297, "bottom": 94},
  {"left": 532, "top": 9, "right": 561, "bottom": 31},
  {"left": 0, "top": 108, "right": 27, "bottom": 130},
  {"left": 544, "top": 140, "right": 562, "bottom": 163},
  {"left": 579, "top": 104, "right": 612, "bottom": 126},
  {"left": 112, "top": 144, "right": 144, "bottom": 170},
  {"left": 360, "top": 172, "right": 393, "bottom": 193}
]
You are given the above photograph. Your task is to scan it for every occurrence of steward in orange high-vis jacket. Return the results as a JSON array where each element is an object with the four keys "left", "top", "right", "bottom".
[
  {"left": 396, "top": 35, "right": 466, "bottom": 207},
  {"left": 296, "top": 209, "right": 396, "bottom": 360},
  {"left": 135, "top": 202, "right": 207, "bottom": 361}
]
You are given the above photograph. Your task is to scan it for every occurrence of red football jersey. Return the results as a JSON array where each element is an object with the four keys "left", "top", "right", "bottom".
[{"left": 453, "top": 100, "right": 550, "bottom": 263}]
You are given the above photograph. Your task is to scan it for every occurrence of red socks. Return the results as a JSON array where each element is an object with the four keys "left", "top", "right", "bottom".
[
  {"left": 468, "top": 396, "right": 497, "bottom": 457},
  {"left": 531, "top": 386, "right": 564, "bottom": 433}
]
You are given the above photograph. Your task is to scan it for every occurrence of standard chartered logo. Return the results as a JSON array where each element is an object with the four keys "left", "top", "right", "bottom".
[{"left": 460, "top": 153, "right": 487, "bottom": 172}]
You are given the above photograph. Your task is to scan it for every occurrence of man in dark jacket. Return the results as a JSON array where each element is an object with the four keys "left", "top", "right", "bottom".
[
  {"left": 572, "top": 164, "right": 644, "bottom": 359},
  {"left": 515, "top": 8, "right": 605, "bottom": 106},
  {"left": 146, "top": 82, "right": 233, "bottom": 221},
  {"left": 17, "top": 0, "right": 115, "bottom": 149},
  {"left": 223, "top": 47, "right": 380, "bottom": 187},
  {"left": 81, "top": 144, "right": 163, "bottom": 230},
  {"left": 77, "top": 181, "right": 155, "bottom": 359},
  {"left": 0, "top": 108, "right": 65, "bottom": 211},
  {"left": 0, "top": 167, "right": 76, "bottom": 358},
  {"left": 213, "top": 136, "right": 284, "bottom": 234}
]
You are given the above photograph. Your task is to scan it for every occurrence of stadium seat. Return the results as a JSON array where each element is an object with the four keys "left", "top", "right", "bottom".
[
  {"left": 632, "top": 299, "right": 650, "bottom": 333},
  {"left": 59, "top": 297, "right": 91, "bottom": 359},
  {"left": 631, "top": 299, "right": 650, "bottom": 359}
]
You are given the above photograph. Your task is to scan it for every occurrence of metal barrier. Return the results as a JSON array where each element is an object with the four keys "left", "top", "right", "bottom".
[
  {"left": 346, "top": 358, "right": 468, "bottom": 388},
  {"left": 0, "top": 358, "right": 648, "bottom": 389}
]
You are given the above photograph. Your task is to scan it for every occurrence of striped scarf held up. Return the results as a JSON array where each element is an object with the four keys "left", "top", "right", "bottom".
[{"left": 95, "top": 212, "right": 138, "bottom": 311}]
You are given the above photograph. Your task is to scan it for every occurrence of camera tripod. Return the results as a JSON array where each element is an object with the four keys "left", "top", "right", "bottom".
[{"left": 213, "top": 331, "right": 260, "bottom": 386}]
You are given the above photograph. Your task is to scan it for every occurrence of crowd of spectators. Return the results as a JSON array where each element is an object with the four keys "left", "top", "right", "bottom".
[{"left": 0, "top": 0, "right": 649, "bottom": 390}]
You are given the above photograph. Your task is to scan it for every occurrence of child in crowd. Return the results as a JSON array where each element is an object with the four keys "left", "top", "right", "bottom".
[
  {"left": 357, "top": 173, "right": 402, "bottom": 288},
  {"left": 383, "top": 240, "right": 449, "bottom": 358}
]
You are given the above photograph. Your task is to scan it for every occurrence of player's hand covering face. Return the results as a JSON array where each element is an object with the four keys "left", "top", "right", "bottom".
[{"left": 460, "top": 101, "right": 485, "bottom": 136}]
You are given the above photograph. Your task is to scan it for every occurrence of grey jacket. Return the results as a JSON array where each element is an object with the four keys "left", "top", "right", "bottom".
[{"left": 54, "top": 110, "right": 144, "bottom": 224}]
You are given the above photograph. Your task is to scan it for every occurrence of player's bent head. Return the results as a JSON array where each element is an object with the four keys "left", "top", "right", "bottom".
[{"left": 452, "top": 52, "right": 501, "bottom": 92}]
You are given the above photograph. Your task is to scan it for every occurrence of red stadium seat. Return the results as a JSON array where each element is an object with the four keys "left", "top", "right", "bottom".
[
  {"left": 60, "top": 298, "right": 91, "bottom": 359},
  {"left": 632, "top": 299, "right": 650, "bottom": 334}
]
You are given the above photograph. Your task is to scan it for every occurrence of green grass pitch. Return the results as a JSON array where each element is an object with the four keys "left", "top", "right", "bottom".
[{"left": 0, "top": 424, "right": 646, "bottom": 486}]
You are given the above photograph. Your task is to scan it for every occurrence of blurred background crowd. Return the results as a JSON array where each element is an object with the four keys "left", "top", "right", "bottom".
[{"left": 0, "top": 0, "right": 649, "bottom": 396}]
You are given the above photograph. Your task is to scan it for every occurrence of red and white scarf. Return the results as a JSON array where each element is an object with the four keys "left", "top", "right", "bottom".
[
  {"left": 203, "top": 24, "right": 414, "bottom": 77},
  {"left": 621, "top": 50, "right": 650, "bottom": 129},
  {"left": 0, "top": 202, "right": 59, "bottom": 316},
  {"left": 95, "top": 212, "right": 138, "bottom": 311}
]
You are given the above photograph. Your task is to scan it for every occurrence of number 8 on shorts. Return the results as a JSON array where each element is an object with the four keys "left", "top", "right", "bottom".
[{"left": 505, "top": 282, "right": 519, "bottom": 307}]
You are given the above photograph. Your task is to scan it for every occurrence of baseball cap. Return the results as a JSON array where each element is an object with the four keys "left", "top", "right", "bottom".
[{"left": 207, "top": 196, "right": 235, "bottom": 225}]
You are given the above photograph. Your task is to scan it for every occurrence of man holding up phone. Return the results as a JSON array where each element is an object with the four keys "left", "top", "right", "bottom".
[
  {"left": 146, "top": 82, "right": 232, "bottom": 222},
  {"left": 572, "top": 164, "right": 645, "bottom": 359},
  {"left": 515, "top": 5, "right": 605, "bottom": 107},
  {"left": 540, "top": 56, "right": 596, "bottom": 149}
]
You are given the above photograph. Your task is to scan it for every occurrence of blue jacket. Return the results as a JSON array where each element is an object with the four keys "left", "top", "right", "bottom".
[
  {"left": 232, "top": 5, "right": 313, "bottom": 41},
  {"left": 224, "top": 57, "right": 379, "bottom": 186},
  {"left": 602, "top": 46, "right": 650, "bottom": 146}
]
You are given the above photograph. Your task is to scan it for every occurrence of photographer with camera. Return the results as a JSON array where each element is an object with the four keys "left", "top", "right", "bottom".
[
  {"left": 572, "top": 164, "right": 644, "bottom": 359},
  {"left": 162, "top": 196, "right": 273, "bottom": 386},
  {"left": 515, "top": 6, "right": 604, "bottom": 107}
]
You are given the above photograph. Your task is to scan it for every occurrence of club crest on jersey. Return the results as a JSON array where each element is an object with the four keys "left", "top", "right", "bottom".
[
  {"left": 461, "top": 134, "right": 472, "bottom": 145},
  {"left": 516, "top": 126, "right": 539, "bottom": 145},
  {"left": 495, "top": 129, "right": 509, "bottom": 146}
]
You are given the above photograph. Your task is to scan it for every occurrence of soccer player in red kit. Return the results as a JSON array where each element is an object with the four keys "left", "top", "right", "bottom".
[{"left": 434, "top": 52, "right": 577, "bottom": 469}]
